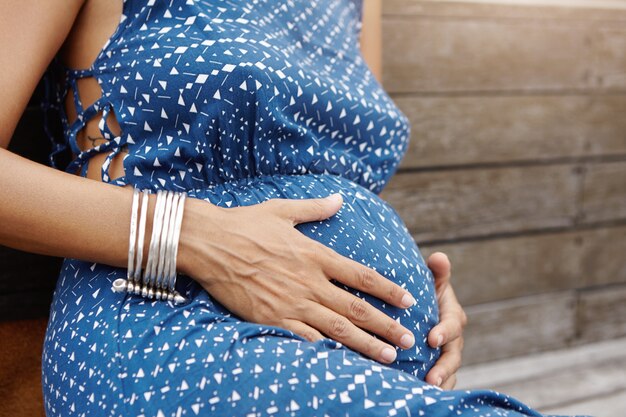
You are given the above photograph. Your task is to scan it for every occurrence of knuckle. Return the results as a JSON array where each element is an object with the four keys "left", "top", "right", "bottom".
[
  {"left": 299, "top": 329, "right": 318, "bottom": 342},
  {"left": 310, "top": 243, "right": 330, "bottom": 265},
  {"left": 348, "top": 298, "right": 369, "bottom": 322},
  {"left": 449, "top": 374, "right": 458, "bottom": 389},
  {"left": 384, "top": 320, "right": 400, "bottom": 341},
  {"left": 461, "top": 310, "right": 469, "bottom": 327},
  {"left": 329, "top": 316, "right": 349, "bottom": 338},
  {"left": 365, "top": 337, "right": 379, "bottom": 358},
  {"left": 388, "top": 282, "right": 400, "bottom": 301},
  {"left": 358, "top": 268, "right": 376, "bottom": 290},
  {"left": 451, "top": 322, "right": 463, "bottom": 338},
  {"left": 452, "top": 352, "right": 463, "bottom": 371}
]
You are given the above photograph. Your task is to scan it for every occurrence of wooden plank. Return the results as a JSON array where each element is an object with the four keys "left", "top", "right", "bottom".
[
  {"left": 420, "top": 231, "right": 582, "bottom": 306},
  {"left": 456, "top": 337, "right": 626, "bottom": 415},
  {"left": 460, "top": 292, "right": 577, "bottom": 365},
  {"left": 457, "top": 336, "right": 626, "bottom": 388},
  {"left": 578, "top": 226, "right": 626, "bottom": 287},
  {"left": 540, "top": 389, "right": 626, "bottom": 417},
  {"left": 384, "top": 0, "right": 626, "bottom": 20},
  {"left": 580, "top": 162, "right": 626, "bottom": 224},
  {"left": 593, "top": 27, "right": 626, "bottom": 89},
  {"left": 382, "top": 18, "right": 592, "bottom": 93},
  {"left": 578, "top": 284, "right": 626, "bottom": 342},
  {"left": 494, "top": 357, "right": 626, "bottom": 411},
  {"left": 419, "top": 225, "right": 626, "bottom": 305},
  {"left": 382, "top": 15, "right": 626, "bottom": 93},
  {"left": 0, "top": 319, "right": 47, "bottom": 417},
  {"left": 393, "top": 95, "right": 626, "bottom": 169},
  {"left": 379, "top": 164, "right": 580, "bottom": 242}
]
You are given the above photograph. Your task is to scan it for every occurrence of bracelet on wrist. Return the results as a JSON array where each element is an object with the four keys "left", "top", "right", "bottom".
[{"left": 113, "top": 188, "right": 188, "bottom": 304}]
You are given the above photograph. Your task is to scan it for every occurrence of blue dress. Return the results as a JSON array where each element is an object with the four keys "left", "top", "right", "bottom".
[{"left": 40, "top": 1, "right": 587, "bottom": 416}]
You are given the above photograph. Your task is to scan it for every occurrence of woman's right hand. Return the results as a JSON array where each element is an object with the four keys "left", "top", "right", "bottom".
[{"left": 177, "top": 193, "right": 417, "bottom": 364}]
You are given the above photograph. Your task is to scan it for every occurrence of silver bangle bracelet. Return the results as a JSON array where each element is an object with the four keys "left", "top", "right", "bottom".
[
  {"left": 168, "top": 191, "right": 187, "bottom": 295},
  {"left": 126, "top": 188, "right": 140, "bottom": 284},
  {"left": 144, "top": 190, "right": 167, "bottom": 297},
  {"left": 161, "top": 192, "right": 180, "bottom": 298},
  {"left": 132, "top": 189, "right": 150, "bottom": 293},
  {"left": 113, "top": 188, "right": 187, "bottom": 304},
  {"left": 155, "top": 191, "right": 175, "bottom": 299}
]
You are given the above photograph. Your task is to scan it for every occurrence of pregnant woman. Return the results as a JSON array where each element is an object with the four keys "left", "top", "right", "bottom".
[{"left": 1, "top": 0, "right": 586, "bottom": 416}]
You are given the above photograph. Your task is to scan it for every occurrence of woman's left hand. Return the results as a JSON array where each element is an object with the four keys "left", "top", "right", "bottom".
[{"left": 424, "top": 252, "right": 468, "bottom": 390}]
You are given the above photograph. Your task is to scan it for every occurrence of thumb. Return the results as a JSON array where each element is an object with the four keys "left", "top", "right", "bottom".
[
  {"left": 273, "top": 193, "right": 343, "bottom": 225},
  {"left": 427, "top": 251, "right": 452, "bottom": 283}
]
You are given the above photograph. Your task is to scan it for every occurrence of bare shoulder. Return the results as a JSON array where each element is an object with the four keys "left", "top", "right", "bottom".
[
  {"left": 0, "top": 0, "right": 86, "bottom": 148},
  {"left": 359, "top": 0, "right": 382, "bottom": 82}
]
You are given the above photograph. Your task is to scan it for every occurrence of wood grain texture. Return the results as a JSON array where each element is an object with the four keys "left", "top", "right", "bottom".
[
  {"left": 380, "top": 164, "right": 580, "bottom": 242},
  {"left": 382, "top": 13, "right": 626, "bottom": 93},
  {"left": 394, "top": 95, "right": 626, "bottom": 169},
  {"left": 0, "top": 319, "right": 47, "bottom": 417},
  {"left": 580, "top": 161, "right": 626, "bottom": 223},
  {"left": 456, "top": 337, "right": 626, "bottom": 417},
  {"left": 578, "top": 284, "right": 626, "bottom": 342},
  {"left": 578, "top": 226, "right": 626, "bottom": 287},
  {"left": 384, "top": 0, "right": 626, "bottom": 20},
  {"left": 420, "top": 225, "right": 626, "bottom": 305},
  {"left": 460, "top": 291, "right": 577, "bottom": 364},
  {"left": 383, "top": 19, "right": 591, "bottom": 93},
  {"left": 594, "top": 27, "right": 626, "bottom": 89}
]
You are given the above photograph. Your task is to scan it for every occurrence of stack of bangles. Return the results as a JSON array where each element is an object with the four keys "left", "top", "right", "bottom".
[{"left": 112, "top": 188, "right": 188, "bottom": 304}]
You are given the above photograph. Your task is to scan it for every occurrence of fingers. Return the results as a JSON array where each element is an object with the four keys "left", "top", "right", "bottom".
[
  {"left": 320, "top": 244, "right": 416, "bottom": 309},
  {"left": 441, "top": 373, "right": 457, "bottom": 390},
  {"left": 427, "top": 280, "right": 467, "bottom": 349},
  {"left": 317, "top": 284, "right": 416, "bottom": 350},
  {"left": 425, "top": 250, "right": 466, "bottom": 390},
  {"left": 302, "top": 299, "right": 399, "bottom": 364},
  {"left": 280, "top": 318, "right": 325, "bottom": 343},
  {"left": 267, "top": 193, "right": 344, "bottom": 225},
  {"left": 426, "top": 251, "right": 451, "bottom": 285},
  {"left": 427, "top": 251, "right": 451, "bottom": 298},
  {"left": 425, "top": 336, "right": 464, "bottom": 388},
  {"left": 428, "top": 302, "right": 465, "bottom": 349}
]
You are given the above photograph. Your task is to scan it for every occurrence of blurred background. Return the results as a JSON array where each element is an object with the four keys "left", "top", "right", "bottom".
[
  {"left": 1, "top": 0, "right": 625, "bottom": 416},
  {"left": 378, "top": 0, "right": 626, "bottom": 415}
]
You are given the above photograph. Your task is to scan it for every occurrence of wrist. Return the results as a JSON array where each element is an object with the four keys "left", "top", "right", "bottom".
[{"left": 176, "top": 196, "right": 224, "bottom": 277}]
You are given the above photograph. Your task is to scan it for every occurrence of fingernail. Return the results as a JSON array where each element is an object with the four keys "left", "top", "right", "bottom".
[
  {"left": 436, "top": 377, "right": 443, "bottom": 387},
  {"left": 326, "top": 193, "right": 342, "bottom": 203},
  {"left": 400, "top": 333, "right": 415, "bottom": 349},
  {"left": 401, "top": 293, "right": 415, "bottom": 308},
  {"left": 381, "top": 347, "right": 397, "bottom": 363},
  {"left": 436, "top": 334, "right": 444, "bottom": 347}
]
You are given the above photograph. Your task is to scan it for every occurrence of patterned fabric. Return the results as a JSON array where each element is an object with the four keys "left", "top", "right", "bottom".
[{"left": 41, "top": 1, "right": 586, "bottom": 416}]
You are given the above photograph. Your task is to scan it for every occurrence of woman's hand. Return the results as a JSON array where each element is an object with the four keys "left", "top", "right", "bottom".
[
  {"left": 178, "top": 193, "right": 418, "bottom": 365},
  {"left": 424, "top": 252, "right": 468, "bottom": 389}
]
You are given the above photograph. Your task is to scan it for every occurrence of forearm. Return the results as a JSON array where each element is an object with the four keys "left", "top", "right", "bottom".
[{"left": 1, "top": 147, "right": 148, "bottom": 269}]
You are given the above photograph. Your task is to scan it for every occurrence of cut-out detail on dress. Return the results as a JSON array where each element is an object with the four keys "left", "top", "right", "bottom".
[{"left": 56, "top": 69, "right": 128, "bottom": 183}]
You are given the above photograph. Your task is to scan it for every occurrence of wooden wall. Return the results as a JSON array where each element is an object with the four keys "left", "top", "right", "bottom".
[{"left": 379, "top": 0, "right": 626, "bottom": 364}]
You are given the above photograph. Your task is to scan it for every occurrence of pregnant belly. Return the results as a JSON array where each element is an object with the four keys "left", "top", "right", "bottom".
[{"left": 185, "top": 172, "right": 441, "bottom": 379}]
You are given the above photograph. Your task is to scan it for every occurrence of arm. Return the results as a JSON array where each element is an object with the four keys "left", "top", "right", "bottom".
[
  {"left": 0, "top": 0, "right": 141, "bottom": 267},
  {"left": 2, "top": 1, "right": 424, "bottom": 366}
]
